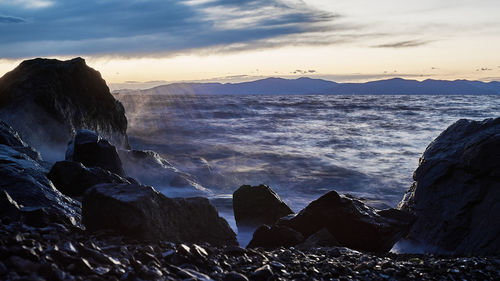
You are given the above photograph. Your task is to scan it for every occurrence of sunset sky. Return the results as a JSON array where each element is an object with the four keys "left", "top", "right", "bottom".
[{"left": 1, "top": 0, "right": 499, "bottom": 89}]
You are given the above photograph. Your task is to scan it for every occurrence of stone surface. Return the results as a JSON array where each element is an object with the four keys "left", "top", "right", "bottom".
[
  {"left": 82, "top": 183, "right": 237, "bottom": 246},
  {"left": 0, "top": 57, "right": 129, "bottom": 160},
  {"left": 233, "top": 184, "right": 294, "bottom": 228},
  {"left": 296, "top": 228, "right": 340, "bottom": 249},
  {"left": 247, "top": 225, "right": 303, "bottom": 249},
  {"left": 398, "top": 117, "right": 500, "bottom": 255},
  {"left": 0, "top": 120, "right": 42, "bottom": 162},
  {"left": 66, "top": 129, "right": 126, "bottom": 177},
  {"left": 281, "top": 190, "right": 414, "bottom": 253},
  {"left": 48, "top": 160, "right": 130, "bottom": 197}
]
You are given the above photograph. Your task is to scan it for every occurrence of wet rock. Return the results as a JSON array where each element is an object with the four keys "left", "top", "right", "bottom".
[
  {"left": 247, "top": 225, "right": 303, "bottom": 249},
  {"left": 296, "top": 228, "right": 340, "bottom": 249},
  {"left": 82, "top": 183, "right": 237, "bottom": 246},
  {"left": 0, "top": 142, "right": 81, "bottom": 227},
  {"left": 399, "top": 117, "right": 500, "bottom": 255},
  {"left": 0, "top": 121, "right": 42, "bottom": 162},
  {"left": 282, "top": 190, "right": 414, "bottom": 253},
  {"left": 251, "top": 264, "right": 273, "bottom": 281},
  {"left": 48, "top": 161, "right": 129, "bottom": 197},
  {"left": 117, "top": 149, "right": 208, "bottom": 195},
  {"left": 66, "top": 130, "right": 126, "bottom": 177},
  {"left": 0, "top": 57, "right": 129, "bottom": 159},
  {"left": 224, "top": 271, "right": 249, "bottom": 281},
  {"left": 233, "top": 184, "right": 294, "bottom": 228},
  {"left": 0, "top": 190, "right": 21, "bottom": 222}
]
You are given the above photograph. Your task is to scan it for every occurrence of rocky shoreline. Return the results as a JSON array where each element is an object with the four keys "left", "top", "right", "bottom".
[
  {"left": 2, "top": 220, "right": 499, "bottom": 281},
  {"left": 1, "top": 58, "right": 499, "bottom": 280}
]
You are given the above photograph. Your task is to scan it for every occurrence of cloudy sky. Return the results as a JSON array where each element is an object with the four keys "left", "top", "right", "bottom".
[{"left": 0, "top": 0, "right": 499, "bottom": 88}]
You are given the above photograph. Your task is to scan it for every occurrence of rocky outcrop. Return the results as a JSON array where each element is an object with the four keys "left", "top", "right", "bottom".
[
  {"left": 233, "top": 185, "right": 294, "bottom": 228},
  {"left": 82, "top": 183, "right": 237, "bottom": 246},
  {"left": 48, "top": 161, "right": 130, "bottom": 197},
  {"left": 0, "top": 57, "right": 129, "bottom": 160},
  {"left": 0, "top": 121, "right": 81, "bottom": 227},
  {"left": 0, "top": 120, "right": 42, "bottom": 162},
  {"left": 66, "top": 130, "right": 126, "bottom": 177},
  {"left": 117, "top": 149, "right": 208, "bottom": 196},
  {"left": 278, "top": 190, "right": 414, "bottom": 253},
  {"left": 398, "top": 117, "right": 500, "bottom": 255}
]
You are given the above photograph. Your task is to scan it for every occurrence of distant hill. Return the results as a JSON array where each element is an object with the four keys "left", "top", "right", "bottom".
[{"left": 114, "top": 77, "right": 500, "bottom": 96}]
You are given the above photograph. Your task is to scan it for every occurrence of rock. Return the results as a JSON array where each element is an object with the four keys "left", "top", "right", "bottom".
[
  {"left": 66, "top": 129, "right": 125, "bottom": 177},
  {"left": 247, "top": 225, "right": 303, "bottom": 249},
  {"left": 282, "top": 190, "right": 414, "bottom": 253},
  {"left": 0, "top": 120, "right": 42, "bottom": 162},
  {"left": 296, "top": 228, "right": 340, "bottom": 249},
  {"left": 0, "top": 190, "right": 21, "bottom": 222},
  {"left": 224, "top": 271, "right": 249, "bottom": 281},
  {"left": 48, "top": 160, "right": 129, "bottom": 197},
  {"left": 82, "top": 183, "right": 237, "bottom": 246},
  {"left": 251, "top": 264, "right": 273, "bottom": 281},
  {"left": 233, "top": 184, "right": 294, "bottom": 228},
  {"left": 0, "top": 57, "right": 129, "bottom": 161},
  {"left": 0, "top": 142, "right": 81, "bottom": 227},
  {"left": 117, "top": 149, "right": 208, "bottom": 196},
  {"left": 398, "top": 117, "right": 500, "bottom": 255}
]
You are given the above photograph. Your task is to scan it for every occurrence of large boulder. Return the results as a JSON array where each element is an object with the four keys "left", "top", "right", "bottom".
[
  {"left": 66, "top": 129, "right": 126, "bottom": 177},
  {"left": 117, "top": 149, "right": 208, "bottom": 196},
  {"left": 48, "top": 161, "right": 130, "bottom": 197},
  {"left": 82, "top": 183, "right": 237, "bottom": 246},
  {"left": 398, "top": 117, "right": 500, "bottom": 255},
  {"left": 233, "top": 184, "right": 294, "bottom": 228},
  {"left": 281, "top": 190, "right": 414, "bottom": 253},
  {"left": 0, "top": 57, "right": 129, "bottom": 160},
  {"left": 0, "top": 122, "right": 81, "bottom": 226},
  {"left": 247, "top": 225, "right": 303, "bottom": 249}
]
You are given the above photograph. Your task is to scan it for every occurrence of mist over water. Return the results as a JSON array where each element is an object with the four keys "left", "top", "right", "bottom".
[{"left": 117, "top": 94, "right": 500, "bottom": 222}]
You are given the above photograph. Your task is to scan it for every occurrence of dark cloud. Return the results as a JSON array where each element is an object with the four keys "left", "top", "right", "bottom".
[
  {"left": 0, "top": 15, "right": 25, "bottom": 23},
  {"left": 372, "top": 40, "right": 430, "bottom": 48},
  {"left": 0, "top": 0, "right": 343, "bottom": 58}
]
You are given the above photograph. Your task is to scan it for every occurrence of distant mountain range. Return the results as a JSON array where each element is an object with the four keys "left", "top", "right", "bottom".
[{"left": 114, "top": 77, "right": 500, "bottom": 96}]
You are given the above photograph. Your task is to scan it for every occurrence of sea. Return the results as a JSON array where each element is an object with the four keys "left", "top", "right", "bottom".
[{"left": 117, "top": 94, "right": 500, "bottom": 243}]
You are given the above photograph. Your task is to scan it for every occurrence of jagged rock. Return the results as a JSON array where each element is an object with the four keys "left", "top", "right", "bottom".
[
  {"left": 66, "top": 129, "right": 125, "bottom": 177},
  {"left": 0, "top": 190, "right": 21, "bottom": 222},
  {"left": 280, "top": 190, "right": 414, "bottom": 253},
  {"left": 0, "top": 120, "right": 42, "bottom": 162},
  {"left": 233, "top": 184, "right": 294, "bottom": 228},
  {"left": 0, "top": 145, "right": 80, "bottom": 227},
  {"left": 82, "top": 183, "right": 237, "bottom": 246},
  {"left": 247, "top": 225, "right": 303, "bottom": 249},
  {"left": 48, "top": 160, "right": 130, "bottom": 197},
  {"left": 0, "top": 57, "right": 129, "bottom": 161},
  {"left": 117, "top": 149, "right": 208, "bottom": 196},
  {"left": 398, "top": 117, "right": 500, "bottom": 255}
]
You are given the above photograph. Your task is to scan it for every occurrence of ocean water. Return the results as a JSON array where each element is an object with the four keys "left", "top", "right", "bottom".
[{"left": 117, "top": 94, "right": 500, "bottom": 236}]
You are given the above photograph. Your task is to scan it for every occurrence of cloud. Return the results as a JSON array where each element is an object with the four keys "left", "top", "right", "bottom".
[
  {"left": 0, "top": 0, "right": 347, "bottom": 58},
  {"left": 0, "top": 15, "right": 25, "bottom": 23},
  {"left": 372, "top": 40, "right": 430, "bottom": 48}
]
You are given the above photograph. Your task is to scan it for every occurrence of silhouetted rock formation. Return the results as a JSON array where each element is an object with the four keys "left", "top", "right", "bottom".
[
  {"left": 66, "top": 129, "right": 126, "bottom": 177},
  {"left": 399, "top": 117, "right": 500, "bottom": 255},
  {"left": 0, "top": 57, "right": 129, "bottom": 160},
  {"left": 48, "top": 161, "right": 130, "bottom": 197},
  {"left": 82, "top": 183, "right": 237, "bottom": 246},
  {"left": 278, "top": 190, "right": 414, "bottom": 253},
  {"left": 0, "top": 121, "right": 80, "bottom": 227},
  {"left": 233, "top": 184, "right": 294, "bottom": 228}
]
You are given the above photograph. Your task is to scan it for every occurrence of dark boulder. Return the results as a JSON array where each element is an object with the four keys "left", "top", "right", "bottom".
[
  {"left": 82, "top": 183, "right": 237, "bottom": 246},
  {"left": 117, "top": 149, "right": 208, "bottom": 196},
  {"left": 48, "top": 160, "right": 130, "bottom": 197},
  {"left": 0, "top": 190, "right": 21, "bottom": 222},
  {"left": 281, "top": 190, "right": 414, "bottom": 253},
  {"left": 66, "top": 129, "right": 125, "bottom": 177},
  {"left": 233, "top": 184, "right": 294, "bottom": 228},
  {"left": 0, "top": 144, "right": 81, "bottom": 227},
  {"left": 0, "top": 57, "right": 129, "bottom": 161},
  {"left": 0, "top": 120, "right": 42, "bottom": 162},
  {"left": 296, "top": 228, "right": 340, "bottom": 249},
  {"left": 247, "top": 224, "right": 303, "bottom": 249},
  {"left": 398, "top": 117, "right": 500, "bottom": 255}
]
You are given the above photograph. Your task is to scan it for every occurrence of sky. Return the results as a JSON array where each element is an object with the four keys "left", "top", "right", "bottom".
[{"left": 0, "top": 0, "right": 499, "bottom": 89}]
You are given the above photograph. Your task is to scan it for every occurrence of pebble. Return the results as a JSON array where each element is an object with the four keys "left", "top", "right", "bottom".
[{"left": 224, "top": 271, "right": 250, "bottom": 281}]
